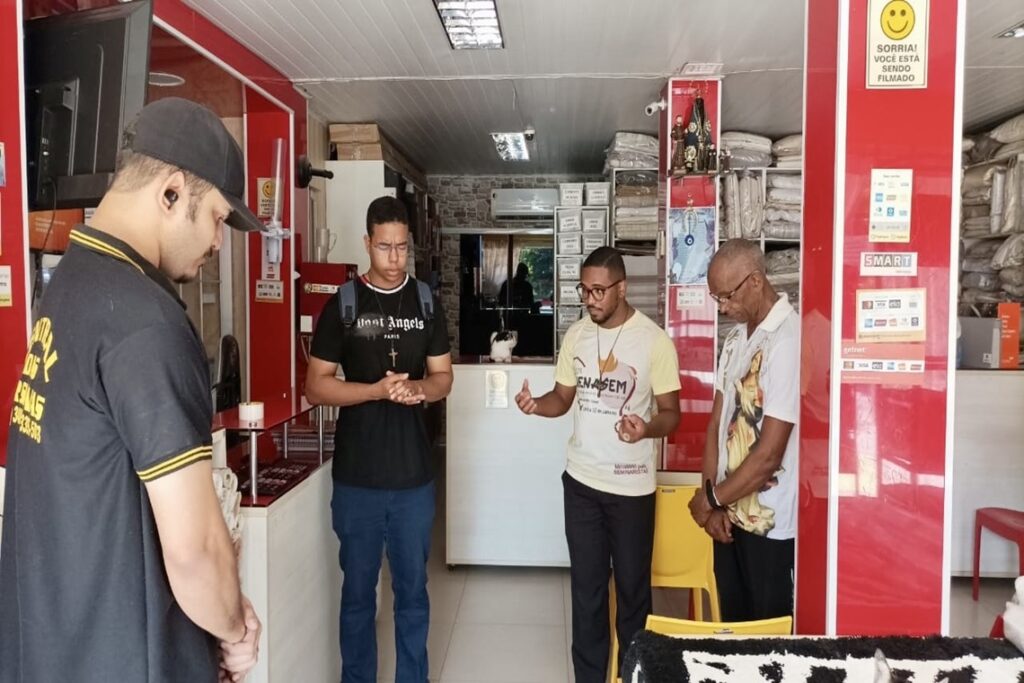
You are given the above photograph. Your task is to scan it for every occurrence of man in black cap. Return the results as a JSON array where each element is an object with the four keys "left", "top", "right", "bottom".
[{"left": 1, "top": 98, "right": 264, "bottom": 682}]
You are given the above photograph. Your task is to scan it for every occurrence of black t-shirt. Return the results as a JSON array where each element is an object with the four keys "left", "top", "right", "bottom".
[
  {"left": 1, "top": 226, "right": 219, "bottom": 682},
  {"left": 310, "top": 275, "right": 450, "bottom": 489}
]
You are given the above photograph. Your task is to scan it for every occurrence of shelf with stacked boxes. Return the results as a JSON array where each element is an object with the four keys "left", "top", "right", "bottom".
[{"left": 553, "top": 189, "right": 610, "bottom": 351}]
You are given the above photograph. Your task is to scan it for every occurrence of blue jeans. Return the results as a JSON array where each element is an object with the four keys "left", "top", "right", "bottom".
[{"left": 331, "top": 480, "right": 435, "bottom": 683}]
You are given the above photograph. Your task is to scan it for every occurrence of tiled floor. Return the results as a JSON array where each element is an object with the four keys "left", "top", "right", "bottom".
[
  {"left": 949, "top": 576, "right": 1016, "bottom": 637},
  {"left": 375, "top": 525, "right": 693, "bottom": 683},
  {"left": 367, "top": 468, "right": 1015, "bottom": 682}
]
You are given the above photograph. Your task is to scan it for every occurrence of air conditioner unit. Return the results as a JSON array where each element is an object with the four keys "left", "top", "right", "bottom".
[{"left": 490, "top": 188, "right": 558, "bottom": 219}]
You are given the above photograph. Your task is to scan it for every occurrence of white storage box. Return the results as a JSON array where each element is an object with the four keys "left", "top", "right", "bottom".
[
  {"left": 582, "top": 209, "right": 607, "bottom": 233},
  {"left": 557, "top": 306, "right": 582, "bottom": 329},
  {"left": 557, "top": 257, "right": 582, "bottom": 280},
  {"left": 559, "top": 281, "right": 581, "bottom": 302},
  {"left": 558, "top": 233, "right": 583, "bottom": 255},
  {"left": 585, "top": 182, "right": 610, "bottom": 206},
  {"left": 559, "top": 183, "right": 585, "bottom": 207},
  {"left": 582, "top": 234, "right": 606, "bottom": 254},
  {"left": 558, "top": 209, "right": 582, "bottom": 233}
]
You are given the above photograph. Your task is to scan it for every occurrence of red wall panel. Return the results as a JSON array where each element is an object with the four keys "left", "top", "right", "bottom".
[
  {"left": 797, "top": 0, "right": 840, "bottom": 635},
  {"left": 0, "top": 0, "right": 30, "bottom": 467},
  {"left": 245, "top": 87, "right": 293, "bottom": 401},
  {"left": 834, "top": 0, "right": 960, "bottom": 635}
]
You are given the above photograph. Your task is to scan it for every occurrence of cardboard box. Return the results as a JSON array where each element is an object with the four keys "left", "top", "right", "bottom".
[
  {"left": 998, "top": 302, "right": 1021, "bottom": 368},
  {"left": 333, "top": 142, "right": 384, "bottom": 161},
  {"left": 328, "top": 123, "right": 381, "bottom": 144},
  {"left": 959, "top": 316, "right": 1001, "bottom": 369},
  {"left": 29, "top": 209, "right": 83, "bottom": 252}
]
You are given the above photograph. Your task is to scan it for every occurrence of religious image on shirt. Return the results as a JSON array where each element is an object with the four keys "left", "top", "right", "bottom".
[
  {"left": 724, "top": 349, "right": 782, "bottom": 536},
  {"left": 574, "top": 351, "right": 638, "bottom": 416}
]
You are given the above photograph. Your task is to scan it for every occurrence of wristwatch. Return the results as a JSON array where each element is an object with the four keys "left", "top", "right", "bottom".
[{"left": 704, "top": 479, "right": 725, "bottom": 510}]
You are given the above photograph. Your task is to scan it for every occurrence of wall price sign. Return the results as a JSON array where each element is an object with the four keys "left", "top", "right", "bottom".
[
  {"left": 855, "top": 288, "right": 926, "bottom": 343},
  {"left": 868, "top": 169, "right": 913, "bottom": 243},
  {"left": 255, "top": 279, "right": 284, "bottom": 303}
]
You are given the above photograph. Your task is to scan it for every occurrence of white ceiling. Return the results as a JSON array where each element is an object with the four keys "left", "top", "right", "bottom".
[{"left": 184, "top": 0, "right": 1024, "bottom": 174}]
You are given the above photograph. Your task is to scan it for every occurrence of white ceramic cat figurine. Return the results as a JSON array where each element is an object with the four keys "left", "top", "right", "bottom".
[{"left": 489, "top": 330, "right": 518, "bottom": 363}]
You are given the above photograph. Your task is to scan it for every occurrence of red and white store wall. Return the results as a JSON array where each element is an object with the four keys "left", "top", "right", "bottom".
[
  {"left": 798, "top": 0, "right": 963, "bottom": 635},
  {"left": 0, "top": 0, "right": 309, "bottom": 465}
]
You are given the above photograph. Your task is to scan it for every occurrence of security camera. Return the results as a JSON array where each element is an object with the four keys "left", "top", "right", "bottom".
[
  {"left": 644, "top": 98, "right": 667, "bottom": 117},
  {"left": 524, "top": 127, "right": 536, "bottom": 141}
]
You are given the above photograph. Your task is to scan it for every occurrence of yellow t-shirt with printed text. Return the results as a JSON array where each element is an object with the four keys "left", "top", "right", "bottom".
[{"left": 555, "top": 310, "right": 681, "bottom": 496}]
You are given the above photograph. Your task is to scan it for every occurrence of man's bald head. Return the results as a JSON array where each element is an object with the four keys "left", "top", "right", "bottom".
[{"left": 710, "top": 239, "right": 766, "bottom": 277}]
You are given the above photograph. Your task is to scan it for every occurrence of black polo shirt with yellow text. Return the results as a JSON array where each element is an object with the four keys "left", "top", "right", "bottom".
[{"left": 0, "top": 226, "right": 219, "bottom": 682}]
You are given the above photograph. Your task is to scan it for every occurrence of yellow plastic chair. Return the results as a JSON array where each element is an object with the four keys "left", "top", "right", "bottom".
[
  {"left": 608, "top": 485, "right": 722, "bottom": 682},
  {"left": 646, "top": 613, "right": 793, "bottom": 636}
]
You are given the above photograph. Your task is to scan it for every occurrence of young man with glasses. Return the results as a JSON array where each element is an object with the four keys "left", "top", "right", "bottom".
[
  {"left": 515, "top": 246, "right": 680, "bottom": 683},
  {"left": 305, "top": 196, "right": 453, "bottom": 683},
  {"left": 688, "top": 238, "right": 799, "bottom": 623}
]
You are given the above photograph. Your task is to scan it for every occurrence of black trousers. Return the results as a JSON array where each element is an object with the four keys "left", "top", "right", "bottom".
[
  {"left": 713, "top": 526, "right": 795, "bottom": 623},
  {"left": 562, "top": 471, "right": 656, "bottom": 683}
]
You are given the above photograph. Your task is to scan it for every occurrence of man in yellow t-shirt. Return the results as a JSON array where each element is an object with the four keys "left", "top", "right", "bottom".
[{"left": 515, "top": 247, "right": 681, "bottom": 683}]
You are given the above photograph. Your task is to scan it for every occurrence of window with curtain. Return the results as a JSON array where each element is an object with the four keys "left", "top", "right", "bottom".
[{"left": 478, "top": 234, "right": 553, "bottom": 309}]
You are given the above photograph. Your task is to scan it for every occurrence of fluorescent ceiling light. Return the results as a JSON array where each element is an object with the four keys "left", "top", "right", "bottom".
[
  {"left": 996, "top": 20, "right": 1024, "bottom": 38},
  {"left": 491, "top": 132, "right": 529, "bottom": 161},
  {"left": 434, "top": 0, "right": 504, "bottom": 50}
]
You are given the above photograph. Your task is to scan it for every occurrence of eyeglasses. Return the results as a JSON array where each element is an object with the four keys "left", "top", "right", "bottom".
[
  {"left": 710, "top": 271, "right": 756, "bottom": 304},
  {"left": 372, "top": 242, "right": 409, "bottom": 255},
  {"left": 576, "top": 279, "right": 623, "bottom": 302}
]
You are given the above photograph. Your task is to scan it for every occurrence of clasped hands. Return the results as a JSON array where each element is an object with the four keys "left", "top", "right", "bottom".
[
  {"left": 514, "top": 380, "right": 648, "bottom": 444},
  {"left": 688, "top": 487, "right": 733, "bottom": 544},
  {"left": 376, "top": 371, "right": 426, "bottom": 405}
]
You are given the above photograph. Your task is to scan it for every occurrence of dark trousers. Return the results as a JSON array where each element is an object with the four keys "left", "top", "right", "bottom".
[
  {"left": 562, "top": 471, "right": 656, "bottom": 683},
  {"left": 331, "top": 480, "right": 435, "bottom": 683},
  {"left": 713, "top": 526, "right": 794, "bottom": 623}
]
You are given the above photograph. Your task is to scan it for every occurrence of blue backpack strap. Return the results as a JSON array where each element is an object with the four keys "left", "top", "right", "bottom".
[
  {"left": 338, "top": 279, "right": 358, "bottom": 326},
  {"left": 415, "top": 278, "right": 435, "bottom": 321}
]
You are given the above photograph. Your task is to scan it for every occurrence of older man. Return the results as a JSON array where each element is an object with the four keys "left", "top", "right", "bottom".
[{"left": 689, "top": 239, "right": 799, "bottom": 623}]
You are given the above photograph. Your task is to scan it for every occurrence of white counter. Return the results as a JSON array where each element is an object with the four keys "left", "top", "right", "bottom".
[
  {"left": 239, "top": 462, "right": 342, "bottom": 682},
  {"left": 951, "top": 370, "right": 1024, "bottom": 577},
  {"left": 446, "top": 363, "right": 573, "bottom": 567}
]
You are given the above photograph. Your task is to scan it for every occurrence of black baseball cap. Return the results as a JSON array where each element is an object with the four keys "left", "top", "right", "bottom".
[{"left": 124, "top": 97, "right": 266, "bottom": 233}]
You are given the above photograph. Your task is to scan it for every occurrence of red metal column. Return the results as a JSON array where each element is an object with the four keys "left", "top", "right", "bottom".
[
  {"left": 796, "top": 0, "right": 840, "bottom": 635},
  {"left": 800, "top": 0, "right": 963, "bottom": 635}
]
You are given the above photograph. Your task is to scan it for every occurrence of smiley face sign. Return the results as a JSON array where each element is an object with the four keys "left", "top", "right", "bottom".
[
  {"left": 867, "top": 0, "right": 928, "bottom": 89},
  {"left": 881, "top": 0, "right": 915, "bottom": 40}
]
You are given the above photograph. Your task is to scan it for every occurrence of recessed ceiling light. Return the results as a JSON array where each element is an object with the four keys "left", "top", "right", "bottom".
[
  {"left": 996, "top": 20, "right": 1024, "bottom": 38},
  {"left": 434, "top": 0, "right": 504, "bottom": 50},
  {"left": 148, "top": 71, "right": 185, "bottom": 87},
  {"left": 491, "top": 132, "right": 529, "bottom": 161}
]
